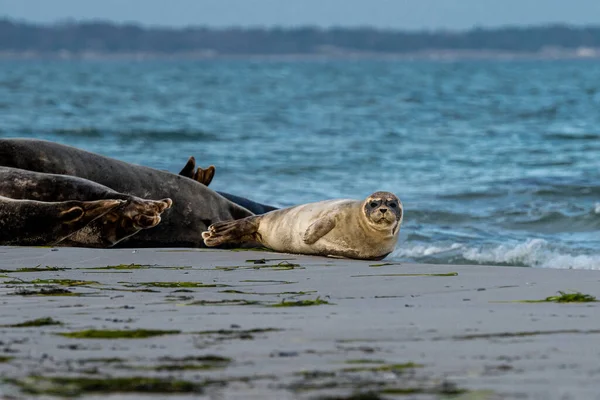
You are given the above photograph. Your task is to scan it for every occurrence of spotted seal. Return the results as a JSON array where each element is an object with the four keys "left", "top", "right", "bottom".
[{"left": 202, "top": 191, "right": 403, "bottom": 260}]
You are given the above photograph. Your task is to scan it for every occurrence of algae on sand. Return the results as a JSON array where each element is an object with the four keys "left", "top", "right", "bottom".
[
  {"left": 3, "top": 279, "right": 98, "bottom": 286},
  {"left": 10, "top": 287, "right": 79, "bottom": 296},
  {"left": 0, "top": 265, "right": 69, "bottom": 273},
  {"left": 545, "top": 291, "right": 597, "bottom": 303},
  {"left": 125, "top": 281, "right": 228, "bottom": 288},
  {"left": 57, "top": 329, "right": 181, "bottom": 339},
  {"left": 351, "top": 272, "right": 458, "bottom": 278},
  {"left": 271, "top": 297, "right": 332, "bottom": 307},
  {"left": 85, "top": 263, "right": 151, "bottom": 270},
  {"left": 341, "top": 362, "right": 423, "bottom": 373},
  {"left": 2, "top": 317, "right": 62, "bottom": 328},
  {"left": 6, "top": 376, "right": 204, "bottom": 396},
  {"left": 500, "top": 291, "right": 598, "bottom": 304}
]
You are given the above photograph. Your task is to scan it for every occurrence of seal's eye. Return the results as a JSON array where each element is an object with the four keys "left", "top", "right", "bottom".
[
  {"left": 369, "top": 202, "right": 378, "bottom": 208},
  {"left": 389, "top": 202, "right": 397, "bottom": 208}
]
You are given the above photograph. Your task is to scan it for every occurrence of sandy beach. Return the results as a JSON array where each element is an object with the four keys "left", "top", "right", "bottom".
[{"left": 0, "top": 246, "right": 598, "bottom": 399}]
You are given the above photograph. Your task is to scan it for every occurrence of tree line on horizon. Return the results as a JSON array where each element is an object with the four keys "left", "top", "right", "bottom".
[{"left": 1, "top": 19, "right": 600, "bottom": 54}]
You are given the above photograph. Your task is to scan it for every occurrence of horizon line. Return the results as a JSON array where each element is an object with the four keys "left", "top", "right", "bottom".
[{"left": 3, "top": 16, "right": 600, "bottom": 33}]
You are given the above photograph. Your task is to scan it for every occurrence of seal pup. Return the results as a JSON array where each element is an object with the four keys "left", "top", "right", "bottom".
[
  {"left": 0, "top": 196, "right": 123, "bottom": 246},
  {"left": 0, "top": 166, "right": 172, "bottom": 247},
  {"left": 178, "top": 156, "right": 278, "bottom": 215},
  {"left": 202, "top": 191, "right": 403, "bottom": 260},
  {"left": 0, "top": 139, "right": 253, "bottom": 247}
]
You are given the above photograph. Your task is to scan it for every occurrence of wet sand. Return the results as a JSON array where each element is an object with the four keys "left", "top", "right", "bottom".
[{"left": 0, "top": 246, "right": 599, "bottom": 399}]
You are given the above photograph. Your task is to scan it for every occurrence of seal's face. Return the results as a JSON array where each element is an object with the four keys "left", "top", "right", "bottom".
[{"left": 363, "top": 191, "right": 403, "bottom": 231}]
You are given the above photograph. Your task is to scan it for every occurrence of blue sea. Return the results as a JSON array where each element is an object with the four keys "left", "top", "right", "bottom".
[{"left": 1, "top": 59, "right": 599, "bottom": 269}]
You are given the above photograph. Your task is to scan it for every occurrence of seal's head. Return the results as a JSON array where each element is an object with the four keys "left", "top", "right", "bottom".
[{"left": 362, "top": 191, "right": 403, "bottom": 232}]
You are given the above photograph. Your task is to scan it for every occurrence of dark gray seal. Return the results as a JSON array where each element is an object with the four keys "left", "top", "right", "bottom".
[
  {"left": 0, "top": 195, "right": 123, "bottom": 246},
  {"left": 178, "top": 156, "right": 278, "bottom": 215},
  {"left": 0, "top": 139, "right": 254, "bottom": 247},
  {"left": 0, "top": 166, "right": 172, "bottom": 248}
]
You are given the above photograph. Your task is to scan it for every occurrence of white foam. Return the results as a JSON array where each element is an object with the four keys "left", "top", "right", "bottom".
[
  {"left": 393, "top": 243, "right": 463, "bottom": 258},
  {"left": 594, "top": 203, "right": 600, "bottom": 214},
  {"left": 393, "top": 239, "right": 600, "bottom": 270}
]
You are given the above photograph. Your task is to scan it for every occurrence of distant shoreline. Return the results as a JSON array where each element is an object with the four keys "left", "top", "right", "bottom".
[
  {"left": 2, "top": 48, "right": 600, "bottom": 61},
  {"left": 3, "top": 19, "right": 600, "bottom": 60}
]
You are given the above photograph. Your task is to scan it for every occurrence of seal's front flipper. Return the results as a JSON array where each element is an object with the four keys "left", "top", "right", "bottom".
[
  {"left": 179, "top": 156, "right": 196, "bottom": 177},
  {"left": 303, "top": 217, "right": 336, "bottom": 245},
  {"left": 202, "top": 216, "right": 260, "bottom": 247}
]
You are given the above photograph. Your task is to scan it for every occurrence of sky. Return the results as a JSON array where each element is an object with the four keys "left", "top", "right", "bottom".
[{"left": 1, "top": 0, "right": 600, "bottom": 30}]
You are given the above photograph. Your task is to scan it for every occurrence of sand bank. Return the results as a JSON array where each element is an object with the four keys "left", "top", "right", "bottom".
[{"left": 0, "top": 246, "right": 598, "bottom": 399}]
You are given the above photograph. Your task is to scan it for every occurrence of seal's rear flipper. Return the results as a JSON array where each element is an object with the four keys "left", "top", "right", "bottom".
[
  {"left": 179, "top": 156, "right": 216, "bottom": 186},
  {"left": 202, "top": 216, "right": 260, "bottom": 247},
  {"left": 193, "top": 165, "right": 215, "bottom": 186},
  {"left": 179, "top": 156, "right": 196, "bottom": 177}
]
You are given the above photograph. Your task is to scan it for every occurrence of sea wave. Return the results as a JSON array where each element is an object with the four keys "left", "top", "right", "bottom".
[
  {"left": 49, "top": 128, "right": 220, "bottom": 142},
  {"left": 392, "top": 239, "right": 600, "bottom": 270}
]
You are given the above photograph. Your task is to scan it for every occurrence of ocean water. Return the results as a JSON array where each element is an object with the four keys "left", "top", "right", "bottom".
[{"left": 1, "top": 59, "right": 599, "bottom": 269}]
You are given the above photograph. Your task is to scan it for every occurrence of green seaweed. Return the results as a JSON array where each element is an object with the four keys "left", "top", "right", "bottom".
[
  {"left": 453, "top": 329, "right": 600, "bottom": 340},
  {"left": 86, "top": 263, "right": 151, "bottom": 270},
  {"left": 0, "top": 356, "right": 14, "bottom": 363},
  {"left": 497, "top": 291, "right": 598, "bottom": 304},
  {"left": 57, "top": 329, "right": 181, "bottom": 339},
  {"left": 2, "top": 317, "right": 63, "bottom": 328},
  {"left": 220, "top": 289, "right": 316, "bottom": 296},
  {"left": 4, "top": 279, "right": 98, "bottom": 286},
  {"left": 136, "top": 356, "right": 231, "bottom": 372},
  {"left": 369, "top": 262, "right": 402, "bottom": 267},
  {"left": 187, "top": 299, "right": 261, "bottom": 306},
  {"left": 10, "top": 287, "right": 79, "bottom": 296},
  {"left": 147, "top": 364, "right": 225, "bottom": 371},
  {"left": 240, "top": 279, "right": 297, "bottom": 284},
  {"left": 79, "top": 358, "right": 125, "bottom": 363},
  {"left": 341, "top": 362, "right": 423, "bottom": 373},
  {"left": 271, "top": 297, "right": 331, "bottom": 307},
  {"left": 545, "top": 291, "right": 597, "bottom": 302},
  {"left": 97, "top": 287, "right": 159, "bottom": 293},
  {"left": 195, "top": 328, "right": 281, "bottom": 335},
  {"left": 0, "top": 265, "right": 69, "bottom": 273},
  {"left": 6, "top": 376, "right": 204, "bottom": 396},
  {"left": 245, "top": 258, "right": 296, "bottom": 264},
  {"left": 159, "top": 355, "right": 232, "bottom": 363},
  {"left": 216, "top": 261, "right": 303, "bottom": 271},
  {"left": 318, "top": 393, "right": 384, "bottom": 400},
  {"left": 125, "top": 281, "right": 228, "bottom": 288},
  {"left": 344, "top": 359, "right": 386, "bottom": 364},
  {"left": 351, "top": 272, "right": 458, "bottom": 278}
]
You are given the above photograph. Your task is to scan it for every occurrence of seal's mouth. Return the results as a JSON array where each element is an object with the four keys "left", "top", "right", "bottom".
[{"left": 370, "top": 207, "right": 398, "bottom": 225}]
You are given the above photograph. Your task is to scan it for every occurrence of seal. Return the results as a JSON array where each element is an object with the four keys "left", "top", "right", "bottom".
[
  {"left": 0, "top": 195, "right": 124, "bottom": 246},
  {"left": 0, "top": 166, "right": 172, "bottom": 248},
  {"left": 0, "top": 139, "right": 253, "bottom": 247},
  {"left": 178, "top": 156, "right": 278, "bottom": 215},
  {"left": 202, "top": 191, "right": 403, "bottom": 260}
]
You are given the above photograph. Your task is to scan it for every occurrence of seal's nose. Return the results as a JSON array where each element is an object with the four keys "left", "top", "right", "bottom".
[{"left": 380, "top": 208, "right": 388, "bottom": 214}]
